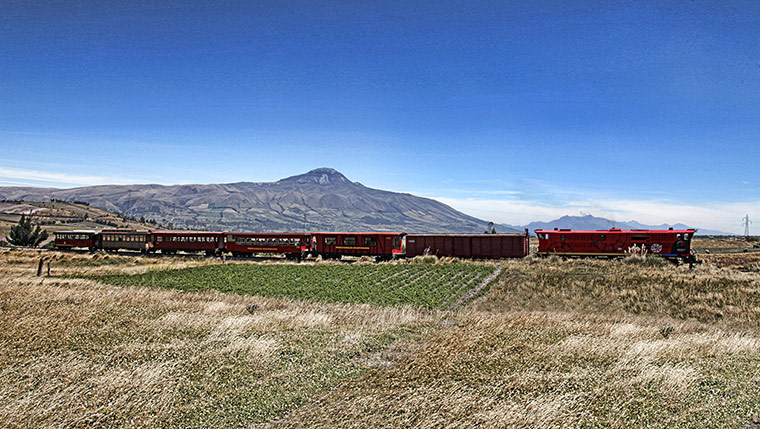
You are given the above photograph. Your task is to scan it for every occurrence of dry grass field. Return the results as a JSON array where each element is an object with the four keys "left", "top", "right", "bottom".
[{"left": 1, "top": 249, "right": 759, "bottom": 427}]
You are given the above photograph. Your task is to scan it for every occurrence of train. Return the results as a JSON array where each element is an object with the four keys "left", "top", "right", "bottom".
[
  {"left": 535, "top": 227, "right": 698, "bottom": 264},
  {"left": 54, "top": 227, "right": 698, "bottom": 263},
  {"left": 54, "top": 229, "right": 530, "bottom": 260}
]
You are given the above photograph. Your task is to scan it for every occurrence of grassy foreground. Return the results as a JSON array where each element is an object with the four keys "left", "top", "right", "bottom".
[{"left": 1, "top": 250, "right": 759, "bottom": 427}]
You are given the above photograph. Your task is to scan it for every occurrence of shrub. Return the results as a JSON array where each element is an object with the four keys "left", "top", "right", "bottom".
[{"left": 7, "top": 215, "right": 48, "bottom": 247}]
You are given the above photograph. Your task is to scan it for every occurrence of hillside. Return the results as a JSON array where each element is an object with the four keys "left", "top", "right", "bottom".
[
  {"left": 0, "top": 200, "right": 155, "bottom": 241},
  {"left": 0, "top": 169, "right": 519, "bottom": 234}
]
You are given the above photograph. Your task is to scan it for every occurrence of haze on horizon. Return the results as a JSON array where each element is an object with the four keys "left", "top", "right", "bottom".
[{"left": 2, "top": 1, "right": 758, "bottom": 234}]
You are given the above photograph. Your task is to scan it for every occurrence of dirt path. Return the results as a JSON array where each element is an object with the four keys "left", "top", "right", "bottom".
[{"left": 447, "top": 266, "right": 503, "bottom": 310}]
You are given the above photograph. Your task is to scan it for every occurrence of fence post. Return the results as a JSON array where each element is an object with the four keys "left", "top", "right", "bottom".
[{"left": 37, "top": 258, "right": 44, "bottom": 276}]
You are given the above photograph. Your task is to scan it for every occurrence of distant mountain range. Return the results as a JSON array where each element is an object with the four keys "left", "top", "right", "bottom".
[
  {"left": 0, "top": 168, "right": 729, "bottom": 235},
  {"left": 507, "top": 214, "right": 729, "bottom": 236}
]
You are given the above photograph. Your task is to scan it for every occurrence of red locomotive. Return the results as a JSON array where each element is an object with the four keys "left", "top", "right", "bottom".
[{"left": 535, "top": 228, "right": 698, "bottom": 263}]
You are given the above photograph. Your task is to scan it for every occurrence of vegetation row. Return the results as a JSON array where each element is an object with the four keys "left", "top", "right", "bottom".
[{"left": 87, "top": 262, "right": 502, "bottom": 309}]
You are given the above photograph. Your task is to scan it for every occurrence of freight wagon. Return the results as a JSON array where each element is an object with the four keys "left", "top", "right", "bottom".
[{"left": 405, "top": 231, "right": 530, "bottom": 259}]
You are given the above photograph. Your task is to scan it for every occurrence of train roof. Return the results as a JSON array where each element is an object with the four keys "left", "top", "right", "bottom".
[
  {"left": 54, "top": 230, "right": 97, "bottom": 234},
  {"left": 310, "top": 231, "right": 406, "bottom": 236},
  {"left": 224, "top": 231, "right": 310, "bottom": 236},
  {"left": 150, "top": 230, "right": 221, "bottom": 235},
  {"left": 534, "top": 228, "right": 696, "bottom": 234},
  {"left": 406, "top": 233, "right": 527, "bottom": 237}
]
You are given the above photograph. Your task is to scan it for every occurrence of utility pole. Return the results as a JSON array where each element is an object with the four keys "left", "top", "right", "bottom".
[{"left": 742, "top": 214, "right": 751, "bottom": 239}]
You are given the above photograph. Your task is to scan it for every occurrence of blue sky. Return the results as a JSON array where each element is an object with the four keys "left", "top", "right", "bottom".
[{"left": 1, "top": 0, "right": 758, "bottom": 233}]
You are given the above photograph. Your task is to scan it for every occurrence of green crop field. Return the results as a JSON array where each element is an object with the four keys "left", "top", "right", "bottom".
[{"left": 88, "top": 262, "right": 503, "bottom": 309}]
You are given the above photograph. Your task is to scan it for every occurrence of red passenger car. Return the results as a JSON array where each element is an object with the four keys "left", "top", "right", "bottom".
[
  {"left": 309, "top": 232, "right": 406, "bottom": 260},
  {"left": 54, "top": 230, "right": 99, "bottom": 252},
  {"left": 152, "top": 231, "right": 225, "bottom": 255},
  {"left": 224, "top": 232, "right": 310, "bottom": 259},
  {"left": 535, "top": 228, "right": 698, "bottom": 263},
  {"left": 100, "top": 230, "right": 152, "bottom": 253},
  {"left": 406, "top": 232, "right": 530, "bottom": 259}
]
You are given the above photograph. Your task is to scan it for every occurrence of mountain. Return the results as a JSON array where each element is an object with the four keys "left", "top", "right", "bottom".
[
  {"left": 516, "top": 214, "right": 730, "bottom": 235},
  {"left": 0, "top": 168, "right": 519, "bottom": 234}
]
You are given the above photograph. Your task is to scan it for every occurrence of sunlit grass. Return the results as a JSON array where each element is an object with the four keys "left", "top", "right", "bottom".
[{"left": 1, "top": 248, "right": 759, "bottom": 427}]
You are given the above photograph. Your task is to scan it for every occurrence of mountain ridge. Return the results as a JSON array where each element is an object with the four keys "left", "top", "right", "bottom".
[{"left": 0, "top": 168, "right": 517, "bottom": 233}]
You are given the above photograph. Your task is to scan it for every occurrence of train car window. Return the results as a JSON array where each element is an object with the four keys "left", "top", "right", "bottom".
[
  {"left": 632, "top": 235, "right": 648, "bottom": 241},
  {"left": 344, "top": 236, "right": 356, "bottom": 246},
  {"left": 325, "top": 237, "right": 336, "bottom": 245},
  {"left": 364, "top": 237, "right": 377, "bottom": 246}
]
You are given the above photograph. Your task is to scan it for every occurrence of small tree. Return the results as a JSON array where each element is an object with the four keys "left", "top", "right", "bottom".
[{"left": 7, "top": 215, "right": 48, "bottom": 247}]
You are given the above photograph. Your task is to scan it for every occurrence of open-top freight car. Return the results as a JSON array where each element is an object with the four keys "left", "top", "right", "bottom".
[
  {"left": 225, "top": 232, "right": 311, "bottom": 259},
  {"left": 535, "top": 227, "right": 698, "bottom": 264},
  {"left": 405, "top": 231, "right": 530, "bottom": 259},
  {"left": 309, "top": 232, "right": 406, "bottom": 260}
]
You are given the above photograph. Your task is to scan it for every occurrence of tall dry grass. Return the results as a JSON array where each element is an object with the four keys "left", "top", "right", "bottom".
[
  {"left": 0, "top": 250, "right": 436, "bottom": 427},
  {"left": 281, "top": 310, "right": 760, "bottom": 427},
  {"left": 2, "top": 249, "right": 760, "bottom": 427}
]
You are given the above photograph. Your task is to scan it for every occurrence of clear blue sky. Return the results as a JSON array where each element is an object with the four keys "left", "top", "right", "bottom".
[{"left": 1, "top": 0, "right": 758, "bottom": 232}]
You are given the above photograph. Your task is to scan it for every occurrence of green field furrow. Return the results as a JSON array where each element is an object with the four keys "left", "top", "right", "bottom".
[{"left": 88, "top": 263, "right": 498, "bottom": 309}]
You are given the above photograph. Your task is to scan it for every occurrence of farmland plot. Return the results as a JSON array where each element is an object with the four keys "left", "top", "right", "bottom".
[{"left": 89, "top": 263, "right": 503, "bottom": 309}]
